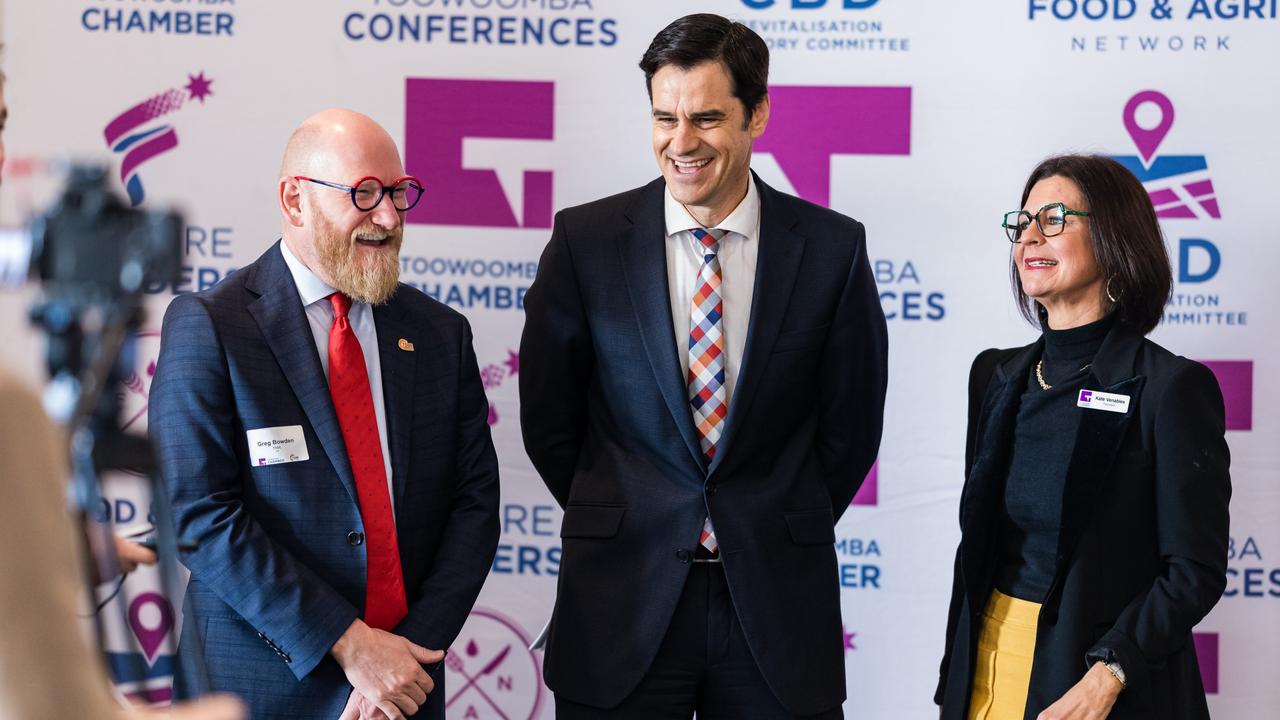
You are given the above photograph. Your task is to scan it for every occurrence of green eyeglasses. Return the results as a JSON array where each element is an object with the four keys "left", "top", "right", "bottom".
[{"left": 1002, "top": 202, "right": 1089, "bottom": 243}]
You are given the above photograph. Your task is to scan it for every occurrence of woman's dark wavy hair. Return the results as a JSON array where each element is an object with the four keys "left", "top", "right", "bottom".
[
  {"left": 1012, "top": 154, "right": 1172, "bottom": 335},
  {"left": 638, "top": 14, "right": 769, "bottom": 125}
]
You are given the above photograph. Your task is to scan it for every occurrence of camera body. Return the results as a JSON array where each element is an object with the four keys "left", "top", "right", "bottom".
[{"left": 27, "top": 164, "right": 182, "bottom": 307}]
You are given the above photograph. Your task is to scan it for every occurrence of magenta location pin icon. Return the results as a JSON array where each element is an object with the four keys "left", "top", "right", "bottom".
[
  {"left": 129, "top": 592, "right": 175, "bottom": 663},
  {"left": 1123, "top": 90, "right": 1175, "bottom": 165}
]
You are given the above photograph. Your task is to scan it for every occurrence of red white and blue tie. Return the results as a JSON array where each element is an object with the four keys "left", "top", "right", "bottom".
[{"left": 688, "top": 228, "right": 726, "bottom": 555}]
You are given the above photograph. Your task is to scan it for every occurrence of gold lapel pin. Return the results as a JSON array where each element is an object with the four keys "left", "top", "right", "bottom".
[{"left": 398, "top": 338, "right": 415, "bottom": 352}]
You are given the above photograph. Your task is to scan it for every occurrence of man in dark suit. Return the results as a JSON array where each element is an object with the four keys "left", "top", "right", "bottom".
[
  {"left": 519, "top": 14, "right": 888, "bottom": 719},
  {"left": 149, "top": 109, "right": 500, "bottom": 720}
]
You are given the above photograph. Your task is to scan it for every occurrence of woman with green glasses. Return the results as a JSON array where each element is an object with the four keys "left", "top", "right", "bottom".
[{"left": 935, "top": 154, "right": 1230, "bottom": 720}]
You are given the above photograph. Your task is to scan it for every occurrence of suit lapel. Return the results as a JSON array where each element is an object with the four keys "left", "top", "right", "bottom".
[
  {"left": 245, "top": 242, "right": 358, "bottom": 505},
  {"left": 960, "top": 342, "right": 1038, "bottom": 613},
  {"left": 709, "top": 177, "right": 804, "bottom": 476},
  {"left": 1043, "top": 327, "right": 1145, "bottom": 612},
  {"left": 618, "top": 180, "right": 705, "bottom": 472},
  {"left": 374, "top": 295, "right": 417, "bottom": 509}
]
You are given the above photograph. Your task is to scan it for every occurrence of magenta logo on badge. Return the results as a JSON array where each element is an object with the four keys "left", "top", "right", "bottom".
[
  {"left": 103, "top": 72, "right": 215, "bottom": 206},
  {"left": 405, "top": 79, "right": 554, "bottom": 229},
  {"left": 1110, "top": 90, "right": 1220, "bottom": 220},
  {"left": 755, "top": 86, "right": 911, "bottom": 208},
  {"left": 446, "top": 608, "right": 545, "bottom": 719},
  {"left": 1193, "top": 632, "right": 1219, "bottom": 694},
  {"left": 1199, "top": 360, "right": 1253, "bottom": 431}
]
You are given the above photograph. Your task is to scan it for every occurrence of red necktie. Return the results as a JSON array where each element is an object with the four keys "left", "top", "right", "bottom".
[{"left": 327, "top": 293, "right": 407, "bottom": 630}]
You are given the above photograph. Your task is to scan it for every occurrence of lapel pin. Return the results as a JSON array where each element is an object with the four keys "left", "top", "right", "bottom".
[{"left": 398, "top": 338, "right": 415, "bottom": 352}]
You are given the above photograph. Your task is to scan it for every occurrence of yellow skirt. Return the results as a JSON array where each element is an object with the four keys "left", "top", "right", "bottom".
[{"left": 967, "top": 589, "right": 1041, "bottom": 720}]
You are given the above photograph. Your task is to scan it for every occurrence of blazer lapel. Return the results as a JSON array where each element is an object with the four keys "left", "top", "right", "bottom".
[
  {"left": 1043, "top": 327, "right": 1145, "bottom": 615},
  {"left": 618, "top": 180, "right": 705, "bottom": 473},
  {"left": 960, "top": 342, "right": 1038, "bottom": 614},
  {"left": 373, "top": 296, "right": 417, "bottom": 509},
  {"left": 708, "top": 177, "right": 805, "bottom": 477},
  {"left": 246, "top": 242, "right": 358, "bottom": 505}
]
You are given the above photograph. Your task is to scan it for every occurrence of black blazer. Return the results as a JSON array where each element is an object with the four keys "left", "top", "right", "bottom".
[
  {"left": 935, "top": 324, "right": 1231, "bottom": 720},
  {"left": 519, "top": 175, "right": 888, "bottom": 714}
]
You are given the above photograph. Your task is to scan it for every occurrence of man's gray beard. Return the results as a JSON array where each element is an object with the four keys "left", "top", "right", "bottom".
[{"left": 313, "top": 214, "right": 402, "bottom": 305}]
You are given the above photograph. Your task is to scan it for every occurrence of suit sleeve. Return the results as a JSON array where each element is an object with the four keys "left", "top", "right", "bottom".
[
  {"left": 149, "top": 294, "right": 358, "bottom": 680},
  {"left": 935, "top": 349, "right": 1001, "bottom": 705},
  {"left": 821, "top": 220, "right": 888, "bottom": 518},
  {"left": 519, "top": 211, "right": 595, "bottom": 508},
  {"left": 396, "top": 317, "right": 500, "bottom": 650},
  {"left": 1085, "top": 360, "right": 1231, "bottom": 706}
]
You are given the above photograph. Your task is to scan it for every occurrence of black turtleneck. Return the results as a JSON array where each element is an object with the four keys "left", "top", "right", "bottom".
[{"left": 994, "top": 314, "right": 1115, "bottom": 602}]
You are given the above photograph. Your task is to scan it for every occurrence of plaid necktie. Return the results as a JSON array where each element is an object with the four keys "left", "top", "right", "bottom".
[
  {"left": 688, "top": 228, "right": 726, "bottom": 555},
  {"left": 328, "top": 293, "right": 408, "bottom": 630}
]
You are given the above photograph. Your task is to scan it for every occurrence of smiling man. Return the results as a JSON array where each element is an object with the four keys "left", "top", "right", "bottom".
[
  {"left": 519, "top": 14, "right": 888, "bottom": 720},
  {"left": 149, "top": 109, "right": 499, "bottom": 720}
]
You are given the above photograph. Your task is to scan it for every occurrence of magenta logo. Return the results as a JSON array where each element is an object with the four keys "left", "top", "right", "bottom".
[
  {"left": 1079, "top": 390, "right": 1094, "bottom": 403},
  {"left": 405, "top": 79, "right": 554, "bottom": 229},
  {"left": 1193, "top": 632, "right": 1219, "bottom": 694},
  {"left": 446, "top": 607, "right": 545, "bottom": 719},
  {"left": 128, "top": 592, "right": 176, "bottom": 665},
  {"left": 479, "top": 350, "right": 520, "bottom": 426},
  {"left": 1200, "top": 360, "right": 1253, "bottom": 431},
  {"left": 1111, "top": 90, "right": 1220, "bottom": 220},
  {"left": 851, "top": 460, "right": 878, "bottom": 506},
  {"left": 755, "top": 86, "right": 911, "bottom": 207},
  {"left": 104, "top": 72, "right": 214, "bottom": 206}
]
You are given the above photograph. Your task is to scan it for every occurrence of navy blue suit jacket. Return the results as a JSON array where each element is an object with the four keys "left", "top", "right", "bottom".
[
  {"left": 519, "top": 176, "right": 888, "bottom": 714},
  {"left": 149, "top": 242, "right": 500, "bottom": 719}
]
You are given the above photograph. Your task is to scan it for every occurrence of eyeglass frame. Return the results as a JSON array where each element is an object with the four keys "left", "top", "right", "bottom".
[
  {"left": 293, "top": 175, "right": 425, "bottom": 212},
  {"left": 1002, "top": 202, "right": 1090, "bottom": 243}
]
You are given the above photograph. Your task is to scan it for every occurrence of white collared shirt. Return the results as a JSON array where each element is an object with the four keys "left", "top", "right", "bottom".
[
  {"left": 664, "top": 180, "right": 761, "bottom": 405},
  {"left": 279, "top": 240, "right": 395, "bottom": 515}
]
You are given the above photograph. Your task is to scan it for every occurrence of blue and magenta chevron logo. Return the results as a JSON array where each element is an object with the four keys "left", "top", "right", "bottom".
[
  {"left": 103, "top": 72, "right": 214, "bottom": 206},
  {"left": 1110, "top": 90, "right": 1221, "bottom": 220}
]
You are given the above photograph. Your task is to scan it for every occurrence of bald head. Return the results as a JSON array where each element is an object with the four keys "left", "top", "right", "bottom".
[
  {"left": 277, "top": 109, "right": 408, "bottom": 304},
  {"left": 280, "top": 108, "right": 403, "bottom": 181}
]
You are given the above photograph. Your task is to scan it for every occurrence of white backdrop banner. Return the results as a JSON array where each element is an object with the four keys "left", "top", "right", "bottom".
[{"left": 0, "top": 1, "right": 1275, "bottom": 718}]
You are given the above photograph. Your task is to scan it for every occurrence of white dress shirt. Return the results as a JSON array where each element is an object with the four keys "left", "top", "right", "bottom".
[
  {"left": 280, "top": 240, "right": 395, "bottom": 514},
  {"left": 664, "top": 180, "right": 761, "bottom": 406}
]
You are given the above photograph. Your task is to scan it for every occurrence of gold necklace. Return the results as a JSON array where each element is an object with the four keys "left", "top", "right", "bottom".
[{"left": 1036, "top": 359, "right": 1092, "bottom": 391}]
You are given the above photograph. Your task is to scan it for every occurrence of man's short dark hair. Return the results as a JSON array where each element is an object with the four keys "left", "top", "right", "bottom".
[
  {"left": 638, "top": 14, "right": 770, "bottom": 123},
  {"left": 1011, "top": 154, "right": 1173, "bottom": 336}
]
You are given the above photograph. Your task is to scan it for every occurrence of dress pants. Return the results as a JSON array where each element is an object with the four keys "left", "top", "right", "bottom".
[
  {"left": 555, "top": 562, "right": 844, "bottom": 720},
  {"left": 967, "top": 589, "right": 1040, "bottom": 720}
]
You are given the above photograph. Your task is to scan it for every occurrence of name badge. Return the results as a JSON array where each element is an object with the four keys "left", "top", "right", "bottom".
[
  {"left": 246, "top": 425, "right": 310, "bottom": 466},
  {"left": 1077, "top": 389, "right": 1131, "bottom": 414}
]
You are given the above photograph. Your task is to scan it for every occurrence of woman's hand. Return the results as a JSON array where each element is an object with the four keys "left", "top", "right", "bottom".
[{"left": 1036, "top": 662, "right": 1122, "bottom": 720}]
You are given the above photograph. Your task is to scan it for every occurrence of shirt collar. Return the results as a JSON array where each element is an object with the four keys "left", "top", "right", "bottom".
[
  {"left": 663, "top": 177, "right": 760, "bottom": 240},
  {"left": 279, "top": 238, "right": 338, "bottom": 307}
]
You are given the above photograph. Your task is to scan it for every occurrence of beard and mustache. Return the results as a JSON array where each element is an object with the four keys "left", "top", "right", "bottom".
[{"left": 311, "top": 208, "right": 404, "bottom": 305}]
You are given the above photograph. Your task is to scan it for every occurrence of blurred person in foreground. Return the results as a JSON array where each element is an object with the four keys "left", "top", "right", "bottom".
[
  {"left": 935, "top": 154, "right": 1230, "bottom": 720},
  {"left": 0, "top": 67, "right": 243, "bottom": 720}
]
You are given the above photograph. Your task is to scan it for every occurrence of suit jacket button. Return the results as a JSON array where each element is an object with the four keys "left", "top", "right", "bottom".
[
  {"left": 675, "top": 549, "right": 691, "bottom": 564},
  {"left": 705, "top": 483, "right": 718, "bottom": 496},
  {"left": 348, "top": 531, "right": 365, "bottom": 546}
]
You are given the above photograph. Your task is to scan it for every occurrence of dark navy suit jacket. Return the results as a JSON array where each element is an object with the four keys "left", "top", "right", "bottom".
[
  {"left": 519, "top": 175, "right": 889, "bottom": 715},
  {"left": 149, "top": 242, "right": 499, "bottom": 719}
]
